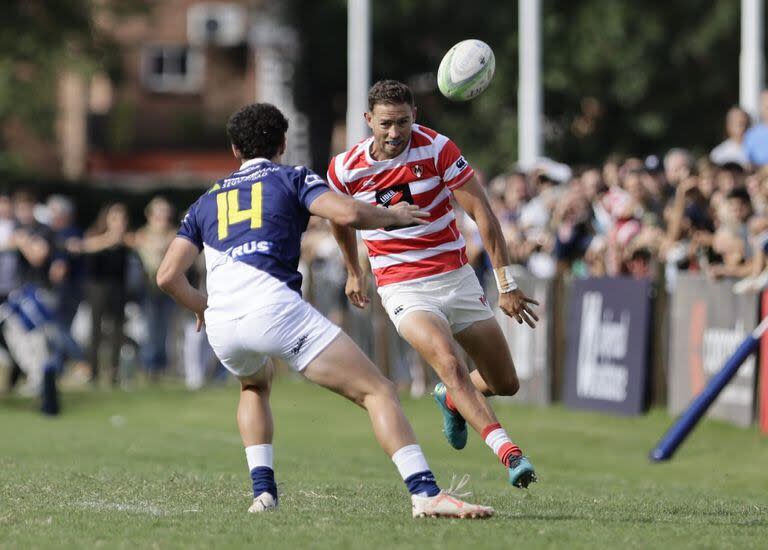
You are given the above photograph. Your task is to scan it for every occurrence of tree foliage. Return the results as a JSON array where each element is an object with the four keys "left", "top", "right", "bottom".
[
  {"left": 284, "top": 0, "right": 748, "bottom": 176},
  {"left": 0, "top": 1, "right": 141, "bottom": 172}
]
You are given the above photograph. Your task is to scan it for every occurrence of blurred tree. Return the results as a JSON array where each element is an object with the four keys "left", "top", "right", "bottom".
[
  {"left": 283, "top": 0, "right": 747, "bottom": 176},
  {"left": 0, "top": 1, "right": 143, "bottom": 174},
  {"left": 282, "top": 0, "right": 349, "bottom": 173}
]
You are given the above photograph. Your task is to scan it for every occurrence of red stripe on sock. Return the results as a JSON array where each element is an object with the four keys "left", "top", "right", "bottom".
[
  {"left": 499, "top": 442, "right": 522, "bottom": 467},
  {"left": 481, "top": 422, "right": 502, "bottom": 440},
  {"left": 445, "top": 392, "right": 458, "bottom": 413}
]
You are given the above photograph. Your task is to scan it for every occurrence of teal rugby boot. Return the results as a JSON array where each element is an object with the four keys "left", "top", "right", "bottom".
[
  {"left": 508, "top": 455, "right": 537, "bottom": 489},
  {"left": 432, "top": 382, "right": 468, "bottom": 450}
]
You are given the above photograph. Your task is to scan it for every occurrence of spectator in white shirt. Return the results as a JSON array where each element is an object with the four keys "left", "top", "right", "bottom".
[{"left": 710, "top": 106, "right": 750, "bottom": 169}]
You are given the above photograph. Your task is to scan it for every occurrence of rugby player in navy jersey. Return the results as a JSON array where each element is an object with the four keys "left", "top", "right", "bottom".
[{"left": 156, "top": 103, "right": 493, "bottom": 518}]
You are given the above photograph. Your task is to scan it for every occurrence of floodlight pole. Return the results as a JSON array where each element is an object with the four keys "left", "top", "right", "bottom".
[
  {"left": 518, "top": 0, "right": 542, "bottom": 166},
  {"left": 740, "top": 0, "right": 764, "bottom": 121},
  {"left": 347, "top": 0, "right": 371, "bottom": 149}
]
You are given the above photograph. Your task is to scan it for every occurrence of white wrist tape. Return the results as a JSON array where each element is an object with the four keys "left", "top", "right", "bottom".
[{"left": 493, "top": 266, "right": 518, "bottom": 294}]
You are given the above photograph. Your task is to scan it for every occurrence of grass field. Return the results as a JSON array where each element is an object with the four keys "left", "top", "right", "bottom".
[{"left": 1, "top": 377, "right": 766, "bottom": 549}]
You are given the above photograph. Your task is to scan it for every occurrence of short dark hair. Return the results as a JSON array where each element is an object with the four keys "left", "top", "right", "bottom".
[
  {"left": 12, "top": 188, "right": 36, "bottom": 204},
  {"left": 226, "top": 103, "right": 289, "bottom": 160},
  {"left": 727, "top": 186, "right": 751, "bottom": 204},
  {"left": 368, "top": 80, "right": 414, "bottom": 111}
]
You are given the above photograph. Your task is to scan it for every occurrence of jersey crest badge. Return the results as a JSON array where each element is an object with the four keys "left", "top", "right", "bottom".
[{"left": 411, "top": 164, "right": 423, "bottom": 178}]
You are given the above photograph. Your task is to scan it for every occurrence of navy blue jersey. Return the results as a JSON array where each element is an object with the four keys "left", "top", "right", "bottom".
[{"left": 177, "top": 158, "right": 330, "bottom": 322}]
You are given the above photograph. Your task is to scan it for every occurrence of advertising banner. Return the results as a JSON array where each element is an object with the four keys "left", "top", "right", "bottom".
[
  {"left": 563, "top": 277, "right": 652, "bottom": 415},
  {"left": 492, "top": 270, "right": 553, "bottom": 405},
  {"left": 668, "top": 274, "right": 757, "bottom": 428}
]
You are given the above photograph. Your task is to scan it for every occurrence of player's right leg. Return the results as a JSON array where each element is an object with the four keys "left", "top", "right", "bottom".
[
  {"left": 206, "top": 318, "right": 279, "bottom": 513},
  {"left": 301, "top": 330, "right": 493, "bottom": 519},
  {"left": 454, "top": 318, "right": 536, "bottom": 488},
  {"left": 397, "top": 311, "right": 535, "bottom": 488},
  {"left": 397, "top": 311, "right": 500, "bottom": 440},
  {"left": 237, "top": 364, "right": 278, "bottom": 513}
]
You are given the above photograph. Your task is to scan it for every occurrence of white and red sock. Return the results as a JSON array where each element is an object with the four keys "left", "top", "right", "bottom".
[{"left": 481, "top": 423, "right": 521, "bottom": 468}]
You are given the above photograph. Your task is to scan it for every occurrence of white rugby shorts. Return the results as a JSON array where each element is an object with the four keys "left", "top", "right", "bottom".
[
  {"left": 205, "top": 298, "right": 341, "bottom": 377},
  {"left": 377, "top": 264, "right": 493, "bottom": 334}
]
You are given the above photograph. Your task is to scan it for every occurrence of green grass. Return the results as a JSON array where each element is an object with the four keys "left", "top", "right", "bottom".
[{"left": 1, "top": 377, "right": 767, "bottom": 549}]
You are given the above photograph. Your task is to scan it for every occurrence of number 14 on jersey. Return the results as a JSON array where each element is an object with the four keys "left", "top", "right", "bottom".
[{"left": 216, "top": 182, "right": 262, "bottom": 240}]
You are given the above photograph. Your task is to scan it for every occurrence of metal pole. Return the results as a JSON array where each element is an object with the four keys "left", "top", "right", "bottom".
[
  {"left": 347, "top": 0, "right": 371, "bottom": 149},
  {"left": 649, "top": 315, "right": 768, "bottom": 462},
  {"left": 740, "top": 0, "right": 764, "bottom": 121},
  {"left": 518, "top": 0, "right": 542, "bottom": 165}
]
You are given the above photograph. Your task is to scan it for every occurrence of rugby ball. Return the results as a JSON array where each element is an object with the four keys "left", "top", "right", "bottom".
[{"left": 437, "top": 39, "right": 495, "bottom": 101}]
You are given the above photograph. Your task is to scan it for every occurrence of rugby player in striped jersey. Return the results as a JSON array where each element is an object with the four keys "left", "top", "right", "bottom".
[{"left": 328, "top": 80, "right": 539, "bottom": 489}]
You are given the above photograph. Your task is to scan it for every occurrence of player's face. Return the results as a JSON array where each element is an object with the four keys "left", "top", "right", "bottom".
[{"left": 365, "top": 102, "right": 415, "bottom": 160}]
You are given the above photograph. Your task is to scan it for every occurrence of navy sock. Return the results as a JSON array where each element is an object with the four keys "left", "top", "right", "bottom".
[
  {"left": 404, "top": 470, "right": 440, "bottom": 497},
  {"left": 250, "top": 466, "right": 277, "bottom": 500}
]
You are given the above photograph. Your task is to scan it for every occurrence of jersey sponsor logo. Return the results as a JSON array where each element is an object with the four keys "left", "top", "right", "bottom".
[
  {"left": 375, "top": 184, "right": 416, "bottom": 231},
  {"left": 455, "top": 156, "right": 467, "bottom": 170},
  {"left": 228, "top": 240, "right": 273, "bottom": 259},
  {"left": 222, "top": 165, "right": 280, "bottom": 188},
  {"left": 291, "top": 334, "right": 308, "bottom": 355},
  {"left": 375, "top": 183, "right": 414, "bottom": 207},
  {"left": 411, "top": 164, "right": 423, "bottom": 178}
]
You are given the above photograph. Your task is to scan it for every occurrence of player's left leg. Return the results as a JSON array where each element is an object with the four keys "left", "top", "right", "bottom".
[
  {"left": 454, "top": 317, "right": 519, "bottom": 397},
  {"left": 237, "top": 362, "right": 279, "bottom": 513}
]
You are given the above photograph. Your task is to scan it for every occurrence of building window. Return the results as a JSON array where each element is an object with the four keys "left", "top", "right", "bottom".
[{"left": 141, "top": 45, "right": 204, "bottom": 93}]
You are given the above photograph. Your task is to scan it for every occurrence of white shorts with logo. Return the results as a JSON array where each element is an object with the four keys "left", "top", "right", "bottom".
[
  {"left": 205, "top": 298, "right": 341, "bottom": 377},
  {"left": 378, "top": 264, "right": 494, "bottom": 334}
]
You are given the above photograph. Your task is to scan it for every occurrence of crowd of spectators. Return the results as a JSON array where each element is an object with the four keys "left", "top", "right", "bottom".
[
  {"left": 303, "top": 93, "right": 768, "bottom": 311},
  {"left": 0, "top": 192, "right": 219, "bottom": 394},
  {"left": 297, "top": 92, "right": 768, "bottom": 392},
  {"left": 459, "top": 92, "right": 768, "bottom": 296},
  {"left": 5, "top": 91, "right": 768, "bottom": 397}
]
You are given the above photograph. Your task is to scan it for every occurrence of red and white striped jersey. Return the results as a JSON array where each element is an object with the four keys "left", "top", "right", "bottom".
[{"left": 327, "top": 124, "right": 475, "bottom": 286}]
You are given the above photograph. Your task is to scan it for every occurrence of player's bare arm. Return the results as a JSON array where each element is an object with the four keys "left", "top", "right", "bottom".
[
  {"left": 309, "top": 192, "right": 428, "bottom": 230},
  {"left": 330, "top": 221, "right": 370, "bottom": 309},
  {"left": 313, "top": 195, "right": 428, "bottom": 309},
  {"left": 156, "top": 237, "right": 208, "bottom": 331},
  {"left": 452, "top": 176, "right": 539, "bottom": 327}
]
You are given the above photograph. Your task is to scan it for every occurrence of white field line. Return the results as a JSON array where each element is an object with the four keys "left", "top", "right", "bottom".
[{"left": 73, "top": 500, "right": 200, "bottom": 516}]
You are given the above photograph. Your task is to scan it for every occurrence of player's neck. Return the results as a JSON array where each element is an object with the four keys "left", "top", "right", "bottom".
[{"left": 240, "top": 154, "right": 282, "bottom": 166}]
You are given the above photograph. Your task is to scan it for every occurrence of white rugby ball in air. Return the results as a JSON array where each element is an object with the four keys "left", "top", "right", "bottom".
[{"left": 437, "top": 39, "right": 495, "bottom": 101}]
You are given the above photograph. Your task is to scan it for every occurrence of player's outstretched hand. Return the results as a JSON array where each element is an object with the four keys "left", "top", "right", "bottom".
[
  {"left": 499, "top": 289, "right": 539, "bottom": 328},
  {"left": 345, "top": 271, "right": 371, "bottom": 309},
  {"left": 388, "top": 202, "right": 430, "bottom": 226}
]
